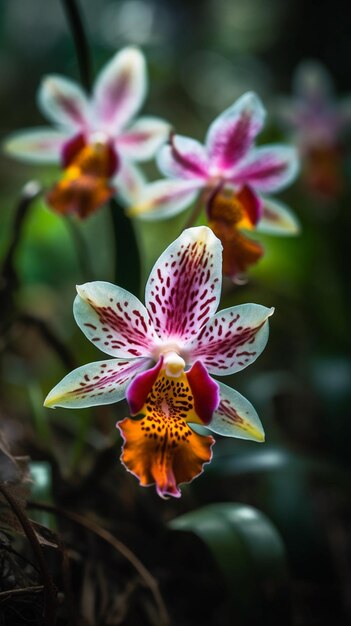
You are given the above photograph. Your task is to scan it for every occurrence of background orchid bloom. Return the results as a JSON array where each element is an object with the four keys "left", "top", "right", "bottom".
[
  {"left": 277, "top": 60, "right": 351, "bottom": 198},
  {"left": 128, "top": 91, "right": 300, "bottom": 280},
  {"left": 4, "top": 47, "right": 170, "bottom": 218},
  {"left": 44, "top": 226, "right": 273, "bottom": 498}
]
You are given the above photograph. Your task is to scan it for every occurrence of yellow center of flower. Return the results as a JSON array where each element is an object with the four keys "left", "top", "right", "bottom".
[{"left": 46, "top": 140, "right": 116, "bottom": 218}]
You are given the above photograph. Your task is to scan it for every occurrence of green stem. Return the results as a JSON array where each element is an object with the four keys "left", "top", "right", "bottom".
[
  {"left": 64, "top": 216, "right": 95, "bottom": 280},
  {"left": 181, "top": 188, "right": 209, "bottom": 231},
  {"left": 110, "top": 198, "right": 141, "bottom": 295},
  {"left": 61, "top": 0, "right": 92, "bottom": 90}
]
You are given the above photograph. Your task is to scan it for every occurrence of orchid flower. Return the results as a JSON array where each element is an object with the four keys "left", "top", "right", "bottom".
[
  {"left": 44, "top": 226, "right": 273, "bottom": 498},
  {"left": 277, "top": 60, "right": 351, "bottom": 198},
  {"left": 129, "top": 91, "right": 300, "bottom": 280},
  {"left": 4, "top": 47, "right": 170, "bottom": 218}
]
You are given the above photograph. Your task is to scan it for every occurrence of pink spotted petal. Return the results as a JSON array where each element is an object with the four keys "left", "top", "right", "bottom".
[
  {"left": 4, "top": 127, "right": 69, "bottom": 163},
  {"left": 44, "top": 357, "right": 150, "bottom": 409},
  {"left": 206, "top": 92, "right": 266, "bottom": 171},
  {"left": 126, "top": 357, "right": 163, "bottom": 415},
  {"left": 93, "top": 47, "right": 146, "bottom": 131},
  {"left": 145, "top": 226, "right": 222, "bottom": 342},
  {"left": 230, "top": 145, "right": 299, "bottom": 193},
  {"left": 38, "top": 75, "right": 90, "bottom": 130},
  {"left": 185, "top": 304, "right": 274, "bottom": 375},
  {"left": 256, "top": 198, "right": 300, "bottom": 235},
  {"left": 206, "top": 381, "right": 265, "bottom": 442},
  {"left": 74, "top": 281, "right": 158, "bottom": 358},
  {"left": 116, "top": 116, "right": 170, "bottom": 161},
  {"left": 157, "top": 135, "right": 210, "bottom": 180},
  {"left": 187, "top": 361, "right": 220, "bottom": 425},
  {"left": 128, "top": 179, "right": 201, "bottom": 221}
]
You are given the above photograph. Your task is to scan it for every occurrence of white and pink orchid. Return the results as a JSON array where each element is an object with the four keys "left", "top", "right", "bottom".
[
  {"left": 128, "top": 92, "right": 300, "bottom": 280},
  {"left": 44, "top": 226, "right": 273, "bottom": 498},
  {"left": 277, "top": 60, "right": 351, "bottom": 198},
  {"left": 4, "top": 47, "right": 170, "bottom": 218}
]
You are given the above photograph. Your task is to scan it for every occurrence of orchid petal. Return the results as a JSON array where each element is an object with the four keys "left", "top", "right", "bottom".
[
  {"left": 231, "top": 145, "right": 299, "bottom": 192},
  {"left": 74, "top": 281, "right": 158, "bottom": 358},
  {"left": 126, "top": 357, "right": 163, "bottom": 415},
  {"left": 118, "top": 416, "right": 214, "bottom": 498},
  {"left": 256, "top": 198, "right": 301, "bottom": 235},
  {"left": 129, "top": 179, "right": 200, "bottom": 221},
  {"left": 209, "top": 219, "right": 264, "bottom": 279},
  {"left": 93, "top": 47, "right": 146, "bottom": 131},
  {"left": 38, "top": 75, "right": 89, "bottom": 129},
  {"left": 145, "top": 226, "right": 222, "bottom": 342},
  {"left": 186, "top": 304, "right": 274, "bottom": 375},
  {"left": 187, "top": 361, "right": 220, "bottom": 425},
  {"left": 44, "top": 357, "right": 150, "bottom": 409},
  {"left": 3, "top": 128, "right": 68, "bottom": 163},
  {"left": 118, "top": 365, "right": 215, "bottom": 498},
  {"left": 116, "top": 160, "right": 147, "bottom": 204},
  {"left": 116, "top": 116, "right": 170, "bottom": 161},
  {"left": 205, "top": 381, "right": 264, "bottom": 442},
  {"left": 206, "top": 92, "right": 266, "bottom": 171},
  {"left": 157, "top": 135, "right": 209, "bottom": 180}
]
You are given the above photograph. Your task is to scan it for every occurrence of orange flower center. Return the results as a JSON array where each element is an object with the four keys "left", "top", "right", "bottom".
[
  {"left": 47, "top": 139, "right": 118, "bottom": 218},
  {"left": 207, "top": 187, "right": 264, "bottom": 279},
  {"left": 119, "top": 368, "right": 214, "bottom": 498}
]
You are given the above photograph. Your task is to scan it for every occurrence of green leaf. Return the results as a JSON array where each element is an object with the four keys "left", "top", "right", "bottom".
[{"left": 170, "top": 502, "right": 291, "bottom": 624}]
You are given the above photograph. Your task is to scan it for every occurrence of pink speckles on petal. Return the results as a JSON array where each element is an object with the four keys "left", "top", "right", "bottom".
[
  {"left": 208, "top": 381, "right": 265, "bottom": 442},
  {"left": 44, "top": 357, "right": 150, "bottom": 409},
  {"left": 206, "top": 92, "right": 266, "bottom": 171},
  {"left": 185, "top": 304, "right": 274, "bottom": 375},
  {"left": 74, "top": 281, "right": 158, "bottom": 358},
  {"left": 126, "top": 357, "right": 163, "bottom": 415},
  {"left": 145, "top": 226, "right": 223, "bottom": 342}
]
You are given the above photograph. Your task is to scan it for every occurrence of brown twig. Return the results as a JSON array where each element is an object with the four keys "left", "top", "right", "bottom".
[
  {"left": 29, "top": 501, "right": 171, "bottom": 626},
  {"left": 0, "top": 483, "right": 58, "bottom": 625},
  {"left": 0, "top": 585, "right": 44, "bottom": 600}
]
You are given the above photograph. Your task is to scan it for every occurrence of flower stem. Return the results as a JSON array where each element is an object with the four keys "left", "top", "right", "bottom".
[
  {"left": 182, "top": 189, "right": 207, "bottom": 230},
  {"left": 64, "top": 215, "right": 95, "bottom": 280},
  {"left": 0, "top": 181, "right": 42, "bottom": 333},
  {"left": 109, "top": 198, "right": 141, "bottom": 296},
  {"left": 61, "top": 0, "right": 92, "bottom": 90}
]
